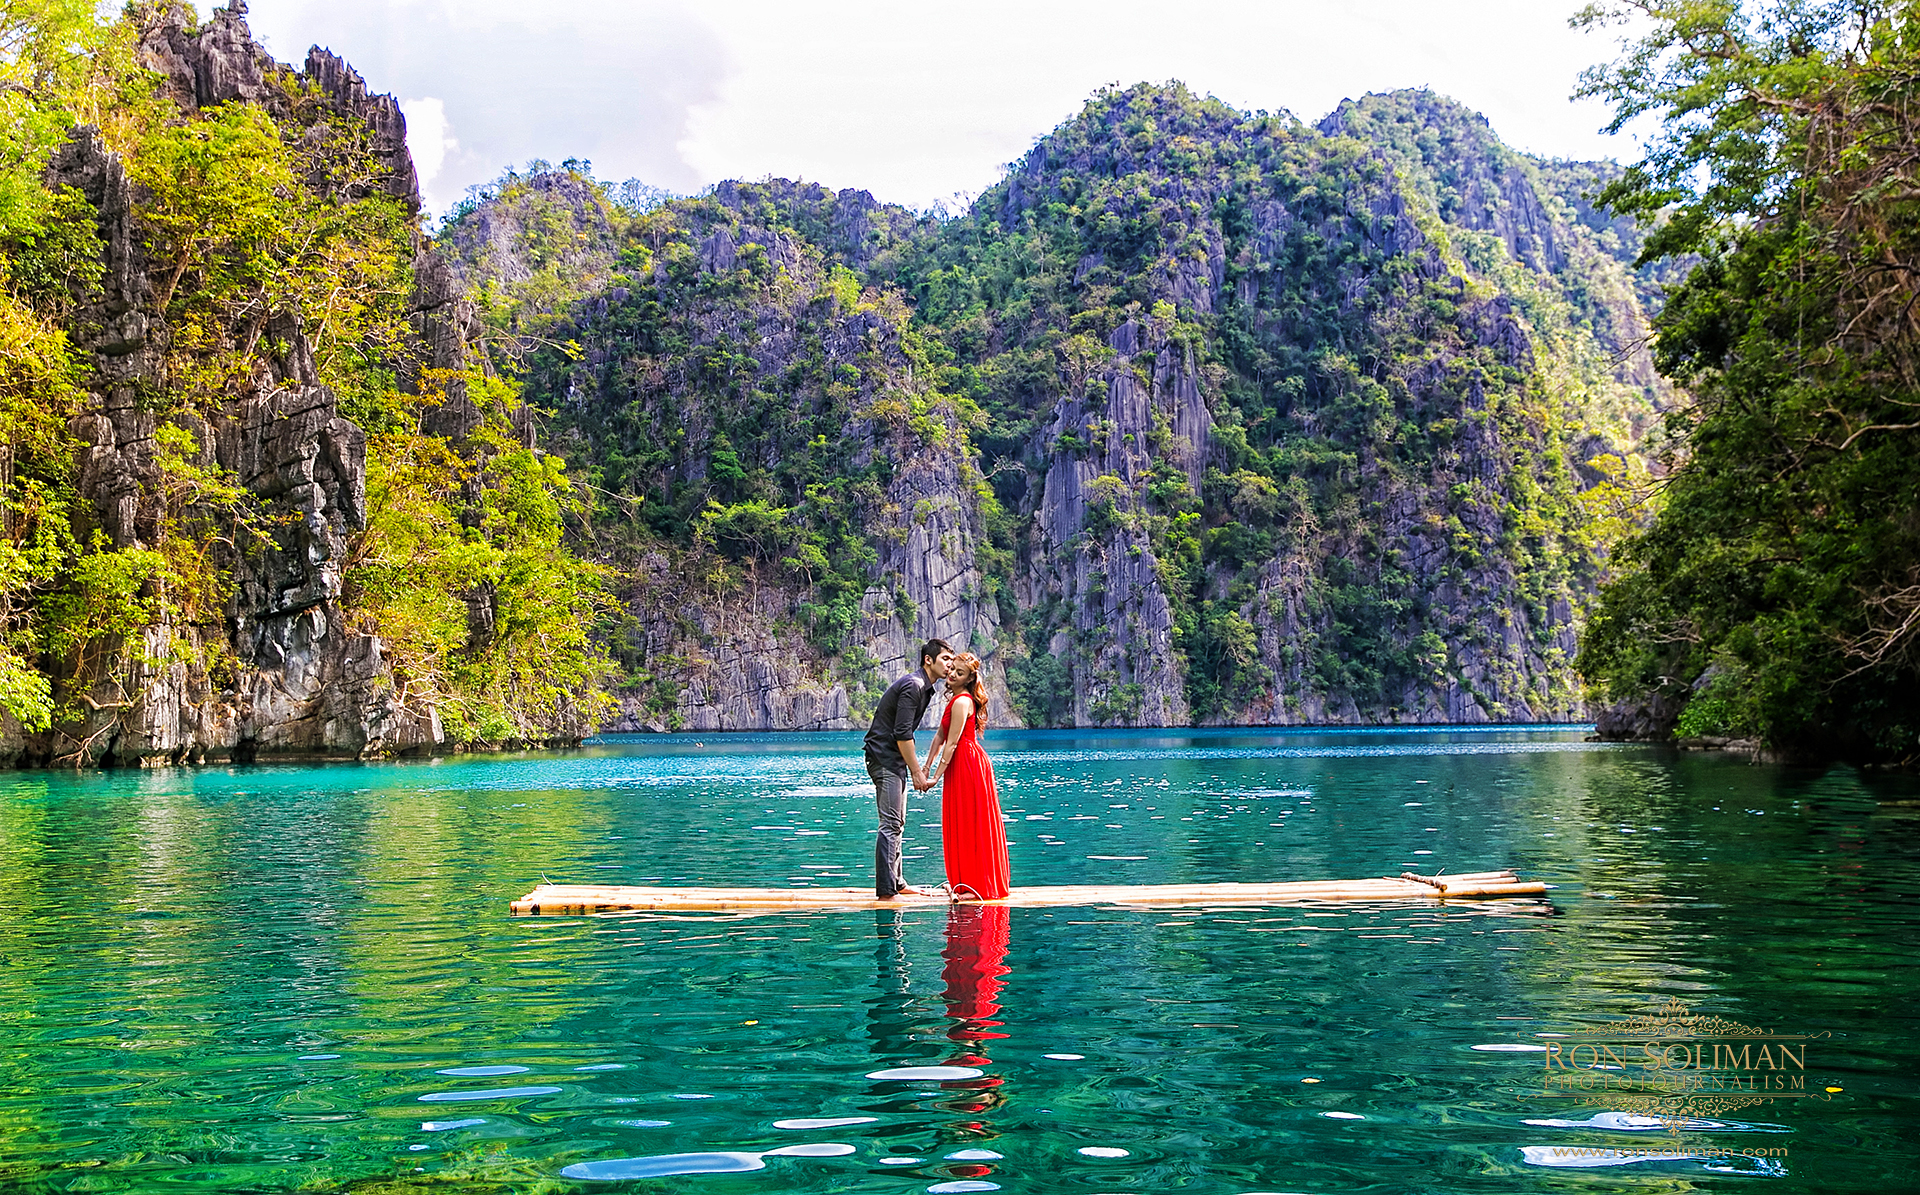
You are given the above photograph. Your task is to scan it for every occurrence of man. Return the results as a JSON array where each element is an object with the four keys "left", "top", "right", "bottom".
[{"left": 864, "top": 638, "right": 954, "bottom": 899}]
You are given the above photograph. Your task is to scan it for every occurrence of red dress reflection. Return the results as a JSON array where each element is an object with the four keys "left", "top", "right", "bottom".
[
  {"left": 939, "top": 903, "right": 1011, "bottom": 1122},
  {"left": 942, "top": 903, "right": 1011, "bottom": 1040}
]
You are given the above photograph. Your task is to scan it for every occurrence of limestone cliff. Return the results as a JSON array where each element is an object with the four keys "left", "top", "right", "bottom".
[
  {"left": 451, "top": 85, "right": 1671, "bottom": 731},
  {"left": 959, "top": 88, "right": 1638, "bottom": 726},
  {"left": 3, "top": 3, "right": 447, "bottom": 765},
  {"left": 447, "top": 182, "right": 1010, "bottom": 730}
]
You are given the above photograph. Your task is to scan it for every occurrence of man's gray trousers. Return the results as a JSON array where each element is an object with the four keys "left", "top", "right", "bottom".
[{"left": 868, "top": 759, "right": 908, "bottom": 898}]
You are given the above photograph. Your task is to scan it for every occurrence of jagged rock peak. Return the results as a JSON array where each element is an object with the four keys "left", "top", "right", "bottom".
[
  {"left": 1316, "top": 89, "right": 1565, "bottom": 272},
  {"left": 304, "top": 47, "right": 421, "bottom": 212},
  {"left": 705, "top": 178, "right": 927, "bottom": 271},
  {"left": 131, "top": 1, "right": 420, "bottom": 212},
  {"left": 438, "top": 168, "right": 620, "bottom": 291}
]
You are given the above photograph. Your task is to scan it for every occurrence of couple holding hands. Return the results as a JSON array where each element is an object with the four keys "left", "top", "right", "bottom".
[{"left": 862, "top": 640, "right": 1009, "bottom": 901}]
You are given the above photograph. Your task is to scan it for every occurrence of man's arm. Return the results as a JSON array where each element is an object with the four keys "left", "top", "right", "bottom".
[
  {"left": 896, "top": 739, "right": 931, "bottom": 790},
  {"left": 891, "top": 677, "right": 931, "bottom": 789},
  {"left": 925, "top": 718, "right": 949, "bottom": 769}
]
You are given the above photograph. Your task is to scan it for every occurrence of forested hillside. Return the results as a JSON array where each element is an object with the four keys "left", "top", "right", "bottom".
[
  {"left": 0, "top": 1, "right": 608, "bottom": 765},
  {"left": 1573, "top": 0, "right": 1920, "bottom": 762},
  {"left": 443, "top": 85, "right": 1670, "bottom": 730}
]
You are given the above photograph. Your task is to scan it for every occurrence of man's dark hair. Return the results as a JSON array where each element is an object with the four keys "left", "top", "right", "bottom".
[{"left": 919, "top": 639, "right": 953, "bottom": 666}]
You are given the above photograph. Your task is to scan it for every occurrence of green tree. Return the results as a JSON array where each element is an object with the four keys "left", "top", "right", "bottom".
[
  {"left": 1574, "top": 0, "right": 1920, "bottom": 757},
  {"left": 0, "top": 295, "right": 81, "bottom": 730},
  {"left": 0, "top": 0, "right": 614, "bottom": 751},
  {"left": 348, "top": 369, "right": 613, "bottom": 742},
  {"left": 0, "top": 0, "right": 134, "bottom": 731}
]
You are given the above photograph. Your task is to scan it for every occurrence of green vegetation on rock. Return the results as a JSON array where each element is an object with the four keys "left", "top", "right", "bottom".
[
  {"left": 36, "top": 0, "right": 1900, "bottom": 753},
  {"left": 446, "top": 84, "right": 1669, "bottom": 731},
  {"left": 0, "top": 1, "right": 609, "bottom": 762}
]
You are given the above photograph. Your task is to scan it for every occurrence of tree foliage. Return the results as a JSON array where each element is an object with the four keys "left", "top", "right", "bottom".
[
  {"left": 1574, "top": 0, "right": 1920, "bottom": 758},
  {"left": 349, "top": 369, "right": 612, "bottom": 742},
  {"left": 0, "top": 0, "right": 128, "bottom": 730}
]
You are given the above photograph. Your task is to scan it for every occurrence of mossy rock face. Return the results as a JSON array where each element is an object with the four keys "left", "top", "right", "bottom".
[{"left": 436, "top": 84, "right": 1668, "bottom": 731}]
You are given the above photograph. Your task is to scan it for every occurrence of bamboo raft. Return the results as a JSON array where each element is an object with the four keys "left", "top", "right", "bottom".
[{"left": 510, "top": 870, "right": 1545, "bottom": 914}]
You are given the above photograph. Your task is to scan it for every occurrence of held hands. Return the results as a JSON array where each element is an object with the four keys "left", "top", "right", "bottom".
[
  {"left": 919, "top": 751, "right": 947, "bottom": 790},
  {"left": 919, "top": 737, "right": 943, "bottom": 792}
]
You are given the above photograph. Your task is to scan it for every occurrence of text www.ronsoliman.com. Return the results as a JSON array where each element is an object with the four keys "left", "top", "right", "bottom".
[{"left": 1550, "top": 1146, "right": 1788, "bottom": 1159}]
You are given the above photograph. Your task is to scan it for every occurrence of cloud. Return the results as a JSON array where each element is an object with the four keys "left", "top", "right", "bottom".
[
  {"left": 247, "top": 0, "right": 727, "bottom": 212},
  {"left": 246, "top": 0, "right": 1643, "bottom": 215},
  {"left": 398, "top": 96, "right": 454, "bottom": 192},
  {"left": 678, "top": 0, "right": 1639, "bottom": 209}
]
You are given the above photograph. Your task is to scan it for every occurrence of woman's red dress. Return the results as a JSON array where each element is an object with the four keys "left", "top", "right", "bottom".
[{"left": 939, "top": 695, "right": 1010, "bottom": 899}]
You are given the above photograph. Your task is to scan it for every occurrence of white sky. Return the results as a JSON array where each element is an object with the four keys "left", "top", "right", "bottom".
[{"left": 240, "top": 0, "right": 1646, "bottom": 216}]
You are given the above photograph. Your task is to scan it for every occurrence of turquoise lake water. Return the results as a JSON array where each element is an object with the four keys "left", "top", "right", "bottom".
[{"left": 1, "top": 726, "right": 1916, "bottom": 1192}]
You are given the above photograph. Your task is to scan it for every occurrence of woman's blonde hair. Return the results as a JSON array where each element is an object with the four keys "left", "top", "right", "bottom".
[{"left": 948, "top": 652, "right": 989, "bottom": 727}]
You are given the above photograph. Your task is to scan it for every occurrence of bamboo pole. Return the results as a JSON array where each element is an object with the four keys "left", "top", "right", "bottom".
[{"left": 509, "top": 872, "right": 1549, "bottom": 915}]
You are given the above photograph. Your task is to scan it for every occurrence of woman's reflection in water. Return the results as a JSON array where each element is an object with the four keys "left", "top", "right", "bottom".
[{"left": 935, "top": 902, "right": 1011, "bottom": 1175}]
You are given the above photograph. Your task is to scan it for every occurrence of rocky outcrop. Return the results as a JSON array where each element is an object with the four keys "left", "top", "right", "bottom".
[
  {"left": 409, "top": 247, "right": 515, "bottom": 443},
  {"left": 218, "top": 384, "right": 440, "bottom": 759},
  {"left": 137, "top": 0, "right": 276, "bottom": 112},
  {"left": 1319, "top": 91, "right": 1565, "bottom": 269},
  {"left": 1019, "top": 318, "right": 1209, "bottom": 727},
  {"left": 600, "top": 553, "right": 854, "bottom": 732},
  {"left": 20, "top": 123, "right": 436, "bottom": 766},
  {"left": 138, "top": 2, "right": 422, "bottom": 211},
  {"left": 302, "top": 46, "right": 420, "bottom": 210},
  {"left": 2, "top": 5, "right": 453, "bottom": 766},
  {"left": 440, "top": 171, "right": 615, "bottom": 281},
  {"left": 1592, "top": 692, "right": 1684, "bottom": 742},
  {"left": 534, "top": 194, "right": 1011, "bottom": 732}
]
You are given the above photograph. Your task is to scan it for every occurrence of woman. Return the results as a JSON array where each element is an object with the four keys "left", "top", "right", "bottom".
[{"left": 927, "top": 653, "right": 1010, "bottom": 900}]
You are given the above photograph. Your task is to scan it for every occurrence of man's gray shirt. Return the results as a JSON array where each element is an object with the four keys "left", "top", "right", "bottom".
[{"left": 863, "top": 671, "right": 934, "bottom": 773}]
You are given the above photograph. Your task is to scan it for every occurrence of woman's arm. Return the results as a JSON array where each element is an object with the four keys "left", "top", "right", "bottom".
[
  {"left": 928, "top": 695, "right": 973, "bottom": 782},
  {"left": 926, "top": 711, "right": 950, "bottom": 764}
]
